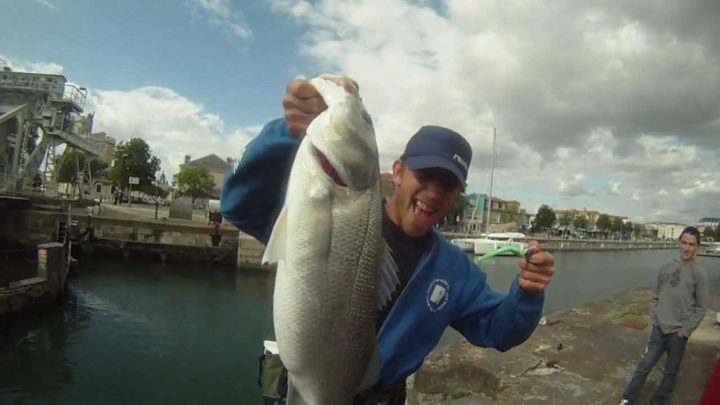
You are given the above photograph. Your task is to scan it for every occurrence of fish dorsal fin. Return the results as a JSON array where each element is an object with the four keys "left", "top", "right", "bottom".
[
  {"left": 376, "top": 239, "right": 400, "bottom": 311},
  {"left": 262, "top": 204, "right": 288, "bottom": 265}
]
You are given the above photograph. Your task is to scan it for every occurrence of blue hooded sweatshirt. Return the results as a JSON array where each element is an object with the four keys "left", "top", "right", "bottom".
[{"left": 221, "top": 118, "right": 544, "bottom": 385}]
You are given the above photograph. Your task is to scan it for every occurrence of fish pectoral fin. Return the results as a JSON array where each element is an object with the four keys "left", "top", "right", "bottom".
[
  {"left": 376, "top": 239, "right": 400, "bottom": 311},
  {"left": 357, "top": 344, "right": 381, "bottom": 393},
  {"left": 262, "top": 204, "right": 288, "bottom": 264}
]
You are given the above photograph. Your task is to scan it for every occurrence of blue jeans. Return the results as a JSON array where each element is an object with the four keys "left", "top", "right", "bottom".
[{"left": 623, "top": 325, "right": 688, "bottom": 404}]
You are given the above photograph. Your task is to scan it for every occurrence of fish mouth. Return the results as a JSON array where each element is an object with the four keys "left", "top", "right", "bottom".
[{"left": 313, "top": 146, "right": 347, "bottom": 187}]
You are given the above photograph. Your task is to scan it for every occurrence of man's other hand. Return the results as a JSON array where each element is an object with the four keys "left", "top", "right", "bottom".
[{"left": 518, "top": 240, "right": 555, "bottom": 294}]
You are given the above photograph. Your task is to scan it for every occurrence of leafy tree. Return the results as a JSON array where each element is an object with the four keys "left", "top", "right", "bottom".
[
  {"left": 108, "top": 138, "right": 161, "bottom": 190},
  {"left": 596, "top": 214, "right": 612, "bottom": 231},
  {"left": 534, "top": 205, "right": 556, "bottom": 231},
  {"left": 610, "top": 218, "right": 623, "bottom": 235},
  {"left": 176, "top": 165, "right": 213, "bottom": 203},
  {"left": 558, "top": 214, "right": 572, "bottom": 227},
  {"left": 715, "top": 226, "right": 720, "bottom": 241},
  {"left": 574, "top": 216, "right": 588, "bottom": 230},
  {"left": 444, "top": 193, "right": 467, "bottom": 226},
  {"left": 633, "top": 223, "right": 646, "bottom": 239},
  {"left": 623, "top": 221, "right": 633, "bottom": 238},
  {"left": 56, "top": 148, "right": 107, "bottom": 183},
  {"left": 703, "top": 226, "right": 715, "bottom": 240}
]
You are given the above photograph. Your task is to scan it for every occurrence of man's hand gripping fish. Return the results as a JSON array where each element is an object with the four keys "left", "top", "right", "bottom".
[{"left": 263, "top": 75, "right": 396, "bottom": 404}]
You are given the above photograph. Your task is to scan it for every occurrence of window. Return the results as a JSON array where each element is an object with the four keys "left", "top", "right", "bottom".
[{"left": 96, "top": 184, "right": 102, "bottom": 193}]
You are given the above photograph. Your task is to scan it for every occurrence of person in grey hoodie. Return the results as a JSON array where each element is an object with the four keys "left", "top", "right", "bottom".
[{"left": 620, "top": 226, "right": 711, "bottom": 405}]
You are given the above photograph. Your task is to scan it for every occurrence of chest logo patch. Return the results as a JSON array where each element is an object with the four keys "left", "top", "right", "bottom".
[{"left": 426, "top": 279, "right": 449, "bottom": 312}]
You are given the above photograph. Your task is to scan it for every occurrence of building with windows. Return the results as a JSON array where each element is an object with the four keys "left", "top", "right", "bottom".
[
  {"left": 180, "top": 154, "right": 233, "bottom": 197},
  {"left": 645, "top": 222, "right": 687, "bottom": 240},
  {"left": 698, "top": 217, "right": 720, "bottom": 229},
  {"left": 461, "top": 193, "right": 523, "bottom": 233},
  {"left": 89, "top": 132, "right": 116, "bottom": 164}
]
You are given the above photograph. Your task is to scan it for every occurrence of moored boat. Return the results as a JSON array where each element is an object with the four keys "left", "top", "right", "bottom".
[
  {"left": 698, "top": 242, "right": 720, "bottom": 257},
  {"left": 473, "top": 233, "right": 527, "bottom": 256}
]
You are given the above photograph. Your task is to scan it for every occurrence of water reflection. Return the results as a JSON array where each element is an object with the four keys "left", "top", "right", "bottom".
[
  {"left": 0, "top": 287, "right": 89, "bottom": 401},
  {"left": 0, "top": 251, "right": 716, "bottom": 403}
]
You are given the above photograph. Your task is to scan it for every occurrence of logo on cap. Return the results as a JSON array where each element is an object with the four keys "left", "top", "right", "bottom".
[{"left": 453, "top": 154, "right": 469, "bottom": 171}]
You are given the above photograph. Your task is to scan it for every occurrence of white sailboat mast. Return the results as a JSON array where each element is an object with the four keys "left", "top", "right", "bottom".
[{"left": 485, "top": 127, "right": 496, "bottom": 235}]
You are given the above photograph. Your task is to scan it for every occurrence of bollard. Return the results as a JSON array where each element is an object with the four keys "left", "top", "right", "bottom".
[{"left": 37, "top": 242, "right": 64, "bottom": 287}]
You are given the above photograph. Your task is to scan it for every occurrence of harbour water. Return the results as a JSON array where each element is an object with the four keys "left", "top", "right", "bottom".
[{"left": 1, "top": 250, "right": 718, "bottom": 403}]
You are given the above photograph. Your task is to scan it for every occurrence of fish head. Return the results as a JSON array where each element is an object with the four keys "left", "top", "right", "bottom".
[{"left": 306, "top": 75, "right": 379, "bottom": 191}]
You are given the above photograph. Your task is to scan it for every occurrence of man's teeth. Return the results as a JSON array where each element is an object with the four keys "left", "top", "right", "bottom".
[{"left": 414, "top": 200, "right": 436, "bottom": 214}]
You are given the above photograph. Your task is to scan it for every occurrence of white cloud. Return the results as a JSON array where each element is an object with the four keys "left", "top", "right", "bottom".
[
  {"left": 0, "top": 54, "right": 63, "bottom": 74},
  {"left": 6, "top": 1, "right": 719, "bottom": 225},
  {"left": 1, "top": 53, "right": 257, "bottom": 185},
  {"left": 269, "top": 0, "right": 720, "bottom": 224},
  {"left": 680, "top": 173, "right": 720, "bottom": 197},
  {"left": 557, "top": 174, "right": 591, "bottom": 197},
  {"left": 188, "top": 0, "right": 253, "bottom": 41},
  {"left": 90, "top": 87, "right": 255, "bottom": 177},
  {"left": 33, "top": 0, "right": 55, "bottom": 10}
]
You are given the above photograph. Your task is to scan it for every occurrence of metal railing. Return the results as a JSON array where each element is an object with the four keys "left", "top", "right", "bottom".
[{"left": 0, "top": 71, "right": 86, "bottom": 109}]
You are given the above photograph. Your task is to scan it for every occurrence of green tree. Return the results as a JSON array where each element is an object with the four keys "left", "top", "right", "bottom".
[
  {"left": 558, "top": 214, "right": 572, "bottom": 227},
  {"left": 633, "top": 223, "right": 646, "bottom": 239},
  {"left": 623, "top": 221, "right": 633, "bottom": 238},
  {"left": 703, "top": 226, "right": 714, "bottom": 240},
  {"left": 176, "top": 165, "right": 214, "bottom": 203},
  {"left": 56, "top": 149, "right": 107, "bottom": 183},
  {"left": 610, "top": 218, "right": 623, "bottom": 234},
  {"left": 596, "top": 214, "right": 611, "bottom": 232},
  {"left": 715, "top": 226, "right": 720, "bottom": 241},
  {"left": 444, "top": 193, "right": 467, "bottom": 226},
  {"left": 574, "top": 216, "right": 588, "bottom": 230},
  {"left": 534, "top": 205, "right": 556, "bottom": 231},
  {"left": 108, "top": 138, "right": 161, "bottom": 190}
]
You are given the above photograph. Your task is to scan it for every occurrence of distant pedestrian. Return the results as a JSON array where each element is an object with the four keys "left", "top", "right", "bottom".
[{"left": 620, "top": 226, "right": 711, "bottom": 405}]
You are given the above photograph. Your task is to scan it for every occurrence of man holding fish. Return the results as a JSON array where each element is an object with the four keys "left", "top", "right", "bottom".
[{"left": 222, "top": 75, "right": 555, "bottom": 404}]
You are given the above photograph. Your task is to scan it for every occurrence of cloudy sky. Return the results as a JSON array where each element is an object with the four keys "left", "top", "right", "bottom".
[{"left": 2, "top": 0, "right": 718, "bottom": 224}]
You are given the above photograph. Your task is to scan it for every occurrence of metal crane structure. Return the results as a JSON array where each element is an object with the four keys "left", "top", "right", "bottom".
[{"left": 0, "top": 64, "right": 101, "bottom": 197}]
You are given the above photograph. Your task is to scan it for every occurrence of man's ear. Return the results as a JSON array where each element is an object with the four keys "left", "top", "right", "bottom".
[{"left": 392, "top": 160, "right": 403, "bottom": 187}]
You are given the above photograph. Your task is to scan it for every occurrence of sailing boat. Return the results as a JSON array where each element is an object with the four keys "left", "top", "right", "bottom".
[
  {"left": 450, "top": 128, "right": 527, "bottom": 256},
  {"left": 451, "top": 128, "right": 496, "bottom": 252},
  {"left": 450, "top": 193, "right": 483, "bottom": 252}
]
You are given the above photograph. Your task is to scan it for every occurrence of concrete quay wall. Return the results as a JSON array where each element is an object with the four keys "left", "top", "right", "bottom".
[
  {"left": 444, "top": 233, "right": 678, "bottom": 252},
  {"left": 0, "top": 243, "right": 68, "bottom": 317},
  {"left": 407, "top": 288, "right": 720, "bottom": 404},
  {"left": 1, "top": 209, "right": 270, "bottom": 268},
  {"left": 1, "top": 210, "right": 240, "bottom": 247}
]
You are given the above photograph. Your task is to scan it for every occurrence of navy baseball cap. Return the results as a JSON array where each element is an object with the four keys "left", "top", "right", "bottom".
[{"left": 402, "top": 125, "right": 472, "bottom": 190}]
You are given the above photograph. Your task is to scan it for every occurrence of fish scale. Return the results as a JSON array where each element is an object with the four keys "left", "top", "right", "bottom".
[{"left": 263, "top": 75, "right": 384, "bottom": 404}]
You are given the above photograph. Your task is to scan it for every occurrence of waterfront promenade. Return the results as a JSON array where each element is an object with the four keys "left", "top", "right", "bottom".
[{"left": 2, "top": 201, "right": 679, "bottom": 271}]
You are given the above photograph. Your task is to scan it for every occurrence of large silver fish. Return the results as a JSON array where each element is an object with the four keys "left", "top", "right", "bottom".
[{"left": 263, "top": 75, "right": 395, "bottom": 404}]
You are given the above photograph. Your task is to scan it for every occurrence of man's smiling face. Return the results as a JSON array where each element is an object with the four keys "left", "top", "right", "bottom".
[{"left": 387, "top": 160, "right": 460, "bottom": 237}]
